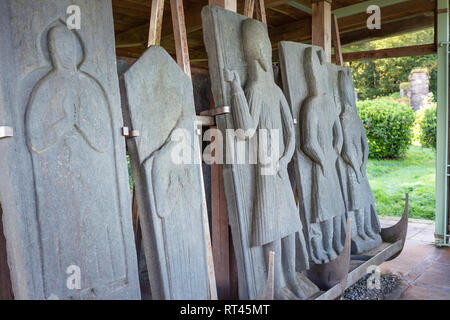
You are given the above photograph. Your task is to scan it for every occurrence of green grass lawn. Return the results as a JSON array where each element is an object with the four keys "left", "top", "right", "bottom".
[{"left": 367, "top": 145, "right": 436, "bottom": 220}]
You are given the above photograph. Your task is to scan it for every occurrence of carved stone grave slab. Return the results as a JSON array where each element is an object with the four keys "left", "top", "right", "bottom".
[
  {"left": 335, "top": 67, "right": 382, "bottom": 254},
  {"left": 0, "top": 0, "right": 140, "bottom": 299},
  {"left": 279, "top": 41, "right": 381, "bottom": 258},
  {"left": 202, "top": 6, "right": 319, "bottom": 300},
  {"left": 121, "top": 46, "right": 215, "bottom": 300}
]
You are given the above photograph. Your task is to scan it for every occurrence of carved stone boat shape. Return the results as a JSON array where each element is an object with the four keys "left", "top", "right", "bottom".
[
  {"left": 307, "top": 219, "right": 352, "bottom": 293},
  {"left": 312, "top": 194, "right": 409, "bottom": 300}
]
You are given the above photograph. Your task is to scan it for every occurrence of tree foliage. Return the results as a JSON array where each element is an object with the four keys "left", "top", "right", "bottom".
[
  {"left": 420, "top": 105, "right": 437, "bottom": 149},
  {"left": 345, "top": 28, "right": 437, "bottom": 101}
]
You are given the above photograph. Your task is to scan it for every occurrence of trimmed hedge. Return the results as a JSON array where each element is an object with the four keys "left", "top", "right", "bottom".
[
  {"left": 420, "top": 105, "right": 437, "bottom": 149},
  {"left": 357, "top": 98, "right": 415, "bottom": 159}
]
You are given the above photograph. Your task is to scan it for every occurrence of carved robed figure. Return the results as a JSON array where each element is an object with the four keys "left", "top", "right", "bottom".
[
  {"left": 225, "top": 19, "right": 308, "bottom": 299},
  {"left": 279, "top": 42, "right": 348, "bottom": 266},
  {"left": 299, "top": 48, "right": 347, "bottom": 263},
  {"left": 337, "top": 68, "right": 382, "bottom": 253},
  {"left": 0, "top": 0, "right": 139, "bottom": 299},
  {"left": 202, "top": 6, "right": 318, "bottom": 300},
  {"left": 122, "top": 46, "right": 215, "bottom": 300},
  {"left": 26, "top": 25, "right": 130, "bottom": 299}
]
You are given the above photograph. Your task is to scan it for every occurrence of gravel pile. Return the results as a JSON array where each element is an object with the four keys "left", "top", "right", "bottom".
[{"left": 341, "top": 274, "right": 400, "bottom": 300}]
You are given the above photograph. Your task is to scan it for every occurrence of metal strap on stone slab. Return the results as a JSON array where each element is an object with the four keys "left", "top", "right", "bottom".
[
  {"left": 199, "top": 106, "right": 231, "bottom": 117},
  {"left": 122, "top": 127, "right": 140, "bottom": 138},
  {"left": 0, "top": 126, "right": 13, "bottom": 139},
  {"left": 196, "top": 115, "right": 216, "bottom": 127}
]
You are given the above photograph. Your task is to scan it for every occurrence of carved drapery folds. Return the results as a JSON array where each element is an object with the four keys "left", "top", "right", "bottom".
[
  {"left": 202, "top": 6, "right": 317, "bottom": 300},
  {"left": 279, "top": 41, "right": 383, "bottom": 264},
  {"left": 0, "top": 0, "right": 140, "bottom": 299}
]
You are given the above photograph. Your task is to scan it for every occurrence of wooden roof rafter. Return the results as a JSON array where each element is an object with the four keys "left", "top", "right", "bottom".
[{"left": 114, "top": 0, "right": 437, "bottom": 63}]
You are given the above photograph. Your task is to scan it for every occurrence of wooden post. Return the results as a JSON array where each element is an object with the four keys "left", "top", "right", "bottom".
[
  {"left": 169, "top": 0, "right": 217, "bottom": 298},
  {"left": 0, "top": 204, "right": 13, "bottom": 300},
  {"left": 131, "top": 188, "right": 142, "bottom": 254},
  {"left": 147, "top": 0, "right": 165, "bottom": 46},
  {"left": 312, "top": 0, "right": 332, "bottom": 62},
  {"left": 244, "top": 0, "right": 266, "bottom": 24},
  {"left": 209, "top": 0, "right": 237, "bottom": 12},
  {"left": 170, "top": 0, "right": 191, "bottom": 78},
  {"left": 244, "top": 0, "right": 255, "bottom": 18},
  {"left": 255, "top": 0, "right": 267, "bottom": 24},
  {"left": 209, "top": 84, "right": 232, "bottom": 299},
  {"left": 211, "top": 163, "right": 231, "bottom": 299},
  {"left": 208, "top": 0, "right": 237, "bottom": 300},
  {"left": 331, "top": 14, "right": 343, "bottom": 66}
]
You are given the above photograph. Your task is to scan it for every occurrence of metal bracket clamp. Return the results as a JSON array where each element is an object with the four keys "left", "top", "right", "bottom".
[
  {"left": 0, "top": 126, "right": 13, "bottom": 139},
  {"left": 122, "top": 127, "right": 140, "bottom": 138},
  {"left": 199, "top": 106, "right": 231, "bottom": 117}
]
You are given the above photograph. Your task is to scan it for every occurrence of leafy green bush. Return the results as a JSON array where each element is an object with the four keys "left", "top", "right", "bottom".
[
  {"left": 413, "top": 108, "right": 425, "bottom": 146},
  {"left": 420, "top": 105, "right": 437, "bottom": 149},
  {"left": 357, "top": 98, "right": 415, "bottom": 159}
]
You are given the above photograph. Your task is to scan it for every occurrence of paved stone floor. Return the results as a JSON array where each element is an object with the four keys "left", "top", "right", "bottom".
[{"left": 379, "top": 217, "right": 450, "bottom": 300}]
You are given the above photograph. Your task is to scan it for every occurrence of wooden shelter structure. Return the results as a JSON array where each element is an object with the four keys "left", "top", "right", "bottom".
[
  {"left": 107, "top": 0, "right": 446, "bottom": 300},
  {"left": 0, "top": 0, "right": 447, "bottom": 300},
  {"left": 113, "top": 0, "right": 437, "bottom": 65}
]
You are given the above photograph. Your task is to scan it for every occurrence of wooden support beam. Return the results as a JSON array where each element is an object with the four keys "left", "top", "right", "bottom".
[
  {"left": 147, "top": 0, "right": 165, "bottom": 46},
  {"left": 337, "top": 0, "right": 436, "bottom": 32},
  {"left": 211, "top": 163, "right": 231, "bottom": 299},
  {"left": 340, "top": 43, "right": 436, "bottom": 61},
  {"left": 287, "top": 1, "right": 312, "bottom": 15},
  {"left": 206, "top": 0, "right": 238, "bottom": 298},
  {"left": 0, "top": 204, "right": 13, "bottom": 300},
  {"left": 116, "top": 3, "right": 203, "bottom": 48},
  {"left": 340, "top": 13, "right": 435, "bottom": 46},
  {"left": 209, "top": 0, "right": 237, "bottom": 12},
  {"left": 264, "top": 0, "right": 294, "bottom": 7},
  {"left": 331, "top": 14, "right": 343, "bottom": 66},
  {"left": 255, "top": 0, "right": 267, "bottom": 24},
  {"left": 244, "top": 0, "right": 255, "bottom": 18},
  {"left": 270, "top": 0, "right": 436, "bottom": 47},
  {"left": 332, "top": 0, "right": 409, "bottom": 18},
  {"left": 170, "top": 0, "right": 191, "bottom": 77},
  {"left": 243, "top": 0, "right": 267, "bottom": 23},
  {"left": 312, "top": 0, "right": 332, "bottom": 62}
]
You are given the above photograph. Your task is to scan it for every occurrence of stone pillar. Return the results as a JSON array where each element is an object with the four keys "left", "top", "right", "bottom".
[
  {"left": 409, "top": 69, "right": 430, "bottom": 111},
  {"left": 400, "top": 82, "right": 410, "bottom": 98}
]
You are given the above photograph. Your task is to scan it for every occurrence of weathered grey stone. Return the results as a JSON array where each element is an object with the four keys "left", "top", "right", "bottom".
[
  {"left": 121, "top": 46, "right": 214, "bottom": 300},
  {"left": 408, "top": 70, "right": 430, "bottom": 111},
  {"left": 280, "top": 41, "right": 382, "bottom": 258},
  {"left": 117, "top": 59, "right": 131, "bottom": 77},
  {"left": 337, "top": 68, "right": 382, "bottom": 254},
  {"left": 0, "top": 0, "right": 140, "bottom": 299},
  {"left": 202, "top": 6, "right": 316, "bottom": 300},
  {"left": 279, "top": 42, "right": 347, "bottom": 265}
]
